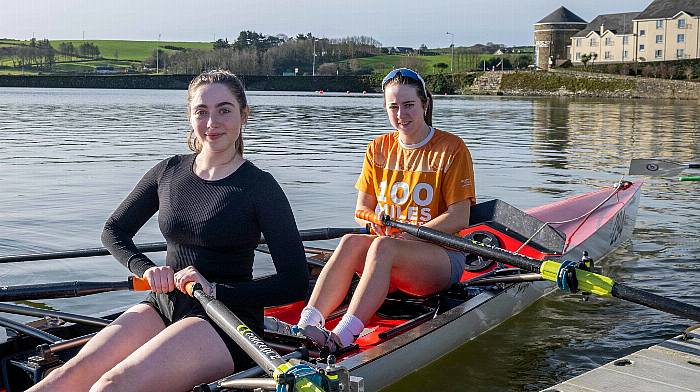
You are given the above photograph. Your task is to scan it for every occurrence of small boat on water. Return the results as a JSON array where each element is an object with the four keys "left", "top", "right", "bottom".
[{"left": 0, "top": 181, "right": 643, "bottom": 391}]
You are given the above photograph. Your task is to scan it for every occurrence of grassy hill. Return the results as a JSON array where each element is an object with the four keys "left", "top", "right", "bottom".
[
  {"left": 346, "top": 53, "right": 531, "bottom": 75},
  {"left": 0, "top": 39, "right": 212, "bottom": 74},
  {"left": 48, "top": 40, "right": 211, "bottom": 61}
]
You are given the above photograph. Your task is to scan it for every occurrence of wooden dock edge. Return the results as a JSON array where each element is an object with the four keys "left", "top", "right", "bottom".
[{"left": 542, "top": 331, "right": 700, "bottom": 392}]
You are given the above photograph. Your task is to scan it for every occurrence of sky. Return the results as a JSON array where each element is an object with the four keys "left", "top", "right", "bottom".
[{"left": 2, "top": 0, "right": 654, "bottom": 48}]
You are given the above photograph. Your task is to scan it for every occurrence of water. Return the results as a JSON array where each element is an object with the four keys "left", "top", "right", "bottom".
[{"left": 1, "top": 88, "right": 699, "bottom": 391}]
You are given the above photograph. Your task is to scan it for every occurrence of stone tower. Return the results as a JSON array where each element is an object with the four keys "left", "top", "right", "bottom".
[{"left": 534, "top": 6, "right": 587, "bottom": 69}]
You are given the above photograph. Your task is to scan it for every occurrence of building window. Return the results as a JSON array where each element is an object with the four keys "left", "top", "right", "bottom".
[
  {"left": 656, "top": 34, "right": 663, "bottom": 43},
  {"left": 656, "top": 20, "right": 664, "bottom": 29},
  {"left": 678, "top": 19, "right": 686, "bottom": 29},
  {"left": 575, "top": 38, "right": 581, "bottom": 47},
  {"left": 605, "top": 51, "right": 612, "bottom": 59},
  {"left": 640, "top": 44, "right": 645, "bottom": 52},
  {"left": 655, "top": 49, "right": 663, "bottom": 59},
  {"left": 677, "top": 49, "right": 684, "bottom": 58},
  {"left": 605, "top": 37, "right": 613, "bottom": 46},
  {"left": 640, "top": 29, "right": 646, "bottom": 36},
  {"left": 576, "top": 52, "right": 581, "bottom": 60},
  {"left": 590, "top": 38, "right": 598, "bottom": 47},
  {"left": 677, "top": 34, "right": 685, "bottom": 43},
  {"left": 623, "top": 36, "right": 630, "bottom": 45},
  {"left": 624, "top": 50, "right": 629, "bottom": 59}
]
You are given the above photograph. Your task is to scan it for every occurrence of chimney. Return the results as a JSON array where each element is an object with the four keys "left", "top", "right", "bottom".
[{"left": 600, "top": 24, "right": 605, "bottom": 35}]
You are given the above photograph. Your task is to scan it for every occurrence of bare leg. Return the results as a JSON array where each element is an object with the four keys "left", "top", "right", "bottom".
[
  {"left": 27, "top": 304, "right": 165, "bottom": 392},
  {"left": 347, "top": 237, "right": 452, "bottom": 323},
  {"left": 307, "top": 234, "right": 374, "bottom": 317},
  {"left": 89, "top": 317, "right": 235, "bottom": 392}
]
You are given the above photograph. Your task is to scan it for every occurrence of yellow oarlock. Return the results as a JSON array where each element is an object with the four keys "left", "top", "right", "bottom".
[
  {"left": 273, "top": 362, "right": 326, "bottom": 392},
  {"left": 540, "top": 260, "right": 615, "bottom": 297}
]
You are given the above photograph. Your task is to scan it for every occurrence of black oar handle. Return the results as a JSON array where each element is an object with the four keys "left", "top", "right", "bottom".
[
  {"left": 0, "top": 280, "right": 131, "bottom": 302},
  {"left": 690, "top": 163, "right": 700, "bottom": 169},
  {"left": 385, "top": 218, "right": 544, "bottom": 272},
  {"left": 612, "top": 283, "right": 700, "bottom": 322},
  {"left": 186, "top": 282, "right": 287, "bottom": 377}
]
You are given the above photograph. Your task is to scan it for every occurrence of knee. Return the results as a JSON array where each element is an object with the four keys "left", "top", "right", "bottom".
[
  {"left": 90, "top": 370, "right": 123, "bottom": 392},
  {"left": 337, "top": 234, "right": 370, "bottom": 252},
  {"left": 366, "top": 237, "right": 399, "bottom": 267}
]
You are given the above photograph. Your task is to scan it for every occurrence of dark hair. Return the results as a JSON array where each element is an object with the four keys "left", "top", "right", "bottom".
[
  {"left": 186, "top": 70, "right": 248, "bottom": 155},
  {"left": 382, "top": 72, "right": 433, "bottom": 126}
]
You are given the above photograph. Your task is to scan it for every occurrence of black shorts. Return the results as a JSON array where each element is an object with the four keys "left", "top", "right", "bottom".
[{"left": 142, "top": 290, "right": 262, "bottom": 370}]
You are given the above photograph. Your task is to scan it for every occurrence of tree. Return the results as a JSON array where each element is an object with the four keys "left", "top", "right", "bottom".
[
  {"left": 580, "top": 53, "right": 591, "bottom": 67},
  {"left": 213, "top": 38, "right": 230, "bottom": 50}
]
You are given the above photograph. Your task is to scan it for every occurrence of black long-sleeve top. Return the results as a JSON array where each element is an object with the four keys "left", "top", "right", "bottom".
[{"left": 102, "top": 154, "right": 308, "bottom": 310}]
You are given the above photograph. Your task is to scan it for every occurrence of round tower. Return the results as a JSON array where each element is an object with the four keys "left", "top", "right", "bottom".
[{"left": 534, "top": 6, "right": 587, "bottom": 69}]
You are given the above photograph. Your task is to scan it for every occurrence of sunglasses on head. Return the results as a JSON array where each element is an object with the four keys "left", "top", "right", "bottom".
[{"left": 381, "top": 68, "right": 427, "bottom": 94}]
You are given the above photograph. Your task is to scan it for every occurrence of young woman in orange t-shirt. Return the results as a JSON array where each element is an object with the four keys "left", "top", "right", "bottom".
[{"left": 271, "top": 68, "right": 476, "bottom": 352}]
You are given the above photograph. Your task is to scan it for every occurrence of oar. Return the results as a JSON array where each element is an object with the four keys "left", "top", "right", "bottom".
[
  {"left": 629, "top": 158, "right": 699, "bottom": 177},
  {"left": 0, "top": 276, "right": 150, "bottom": 302},
  {"left": 0, "top": 226, "right": 366, "bottom": 264},
  {"left": 356, "top": 211, "right": 700, "bottom": 322},
  {"left": 184, "top": 281, "right": 347, "bottom": 392}
]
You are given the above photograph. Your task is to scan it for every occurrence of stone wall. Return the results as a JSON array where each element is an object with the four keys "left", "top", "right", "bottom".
[
  {"left": 0, "top": 74, "right": 376, "bottom": 92},
  {"left": 482, "top": 69, "right": 700, "bottom": 100}
]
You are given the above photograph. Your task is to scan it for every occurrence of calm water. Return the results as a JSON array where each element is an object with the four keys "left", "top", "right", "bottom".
[{"left": 1, "top": 88, "right": 699, "bottom": 391}]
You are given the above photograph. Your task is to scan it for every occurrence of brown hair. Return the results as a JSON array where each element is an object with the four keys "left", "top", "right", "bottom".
[
  {"left": 186, "top": 70, "right": 248, "bottom": 155},
  {"left": 382, "top": 73, "right": 433, "bottom": 126}
]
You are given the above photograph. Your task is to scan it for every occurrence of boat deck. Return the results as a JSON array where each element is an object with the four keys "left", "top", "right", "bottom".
[{"left": 542, "top": 331, "right": 700, "bottom": 392}]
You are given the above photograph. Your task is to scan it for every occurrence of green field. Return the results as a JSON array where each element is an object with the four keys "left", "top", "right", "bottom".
[
  {"left": 0, "top": 39, "right": 213, "bottom": 74},
  {"left": 348, "top": 53, "right": 527, "bottom": 75},
  {"left": 48, "top": 40, "right": 211, "bottom": 60}
]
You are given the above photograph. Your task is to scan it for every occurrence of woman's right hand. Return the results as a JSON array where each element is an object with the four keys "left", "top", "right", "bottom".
[{"left": 143, "top": 266, "right": 175, "bottom": 293}]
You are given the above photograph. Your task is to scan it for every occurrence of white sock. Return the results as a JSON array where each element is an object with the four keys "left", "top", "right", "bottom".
[
  {"left": 297, "top": 306, "right": 324, "bottom": 328},
  {"left": 332, "top": 313, "right": 364, "bottom": 347}
]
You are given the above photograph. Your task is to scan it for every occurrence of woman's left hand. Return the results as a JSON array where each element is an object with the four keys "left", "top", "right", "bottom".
[
  {"left": 394, "top": 231, "right": 420, "bottom": 241},
  {"left": 174, "top": 266, "right": 214, "bottom": 296}
]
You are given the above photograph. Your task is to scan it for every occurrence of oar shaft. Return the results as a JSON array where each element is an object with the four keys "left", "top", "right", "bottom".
[
  {"left": 187, "top": 283, "right": 286, "bottom": 376},
  {"left": 368, "top": 213, "right": 700, "bottom": 323},
  {"left": 0, "top": 227, "right": 365, "bottom": 264},
  {"left": 385, "top": 219, "right": 544, "bottom": 272},
  {"left": 679, "top": 176, "right": 700, "bottom": 181},
  {"left": 0, "top": 276, "right": 149, "bottom": 302},
  {"left": 612, "top": 283, "right": 700, "bottom": 322}
]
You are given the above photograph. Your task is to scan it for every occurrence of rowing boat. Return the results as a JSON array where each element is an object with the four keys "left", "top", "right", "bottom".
[{"left": 0, "top": 181, "right": 642, "bottom": 391}]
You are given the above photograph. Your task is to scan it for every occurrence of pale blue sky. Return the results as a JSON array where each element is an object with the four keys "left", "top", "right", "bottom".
[{"left": 3, "top": 0, "right": 652, "bottom": 47}]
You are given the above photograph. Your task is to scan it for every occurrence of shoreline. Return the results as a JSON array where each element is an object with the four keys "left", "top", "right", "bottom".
[{"left": 1, "top": 71, "right": 698, "bottom": 100}]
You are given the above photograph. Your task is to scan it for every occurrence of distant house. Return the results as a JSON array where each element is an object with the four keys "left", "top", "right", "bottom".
[
  {"left": 571, "top": 12, "right": 639, "bottom": 63},
  {"left": 382, "top": 46, "right": 415, "bottom": 55},
  {"left": 566, "top": 0, "right": 700, "bottom": 64},
  {"left": 94, "top": 66, "right": 117, "bottom": 74}
]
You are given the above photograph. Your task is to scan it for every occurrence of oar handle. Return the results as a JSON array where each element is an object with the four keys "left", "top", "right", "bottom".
[
  {"left": 612, "top": 283, "right": 700, "bottom": 322},
  {"left": 129, "top": 276, "right": 151, "bottom": 291},
  {"left": 679, "top": 176, "right": 700, "bottom": 181},
  {"left": 689, "top": 163, "right": 700, "bottom": 169},
  {"left": 355, "top": 210, "right": 383, "bottom": 225}
]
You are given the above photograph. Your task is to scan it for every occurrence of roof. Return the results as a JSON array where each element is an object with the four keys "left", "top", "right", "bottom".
[
  {"left": 536, "top": 6, "right": 587, "bottom": 24},
  {"left": 636, "top": 0, "right": 700, "bottom": 19},
  {"left": 572, "top": 12, "right": 639, "bottom": 37}
]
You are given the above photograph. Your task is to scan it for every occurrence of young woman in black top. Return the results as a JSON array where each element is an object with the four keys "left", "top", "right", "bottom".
[{"left": 28, "top": 70, "right": 308, "bottom": 391}]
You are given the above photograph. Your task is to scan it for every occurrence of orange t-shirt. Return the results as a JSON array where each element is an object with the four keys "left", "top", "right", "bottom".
[{"left": 355, "top": 128, "right": 476, "bottom": 225}]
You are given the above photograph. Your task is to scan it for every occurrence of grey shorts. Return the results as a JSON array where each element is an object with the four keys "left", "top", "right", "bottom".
[{"left": 445, "top": 249, "right": 467, "bottom": 285}]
